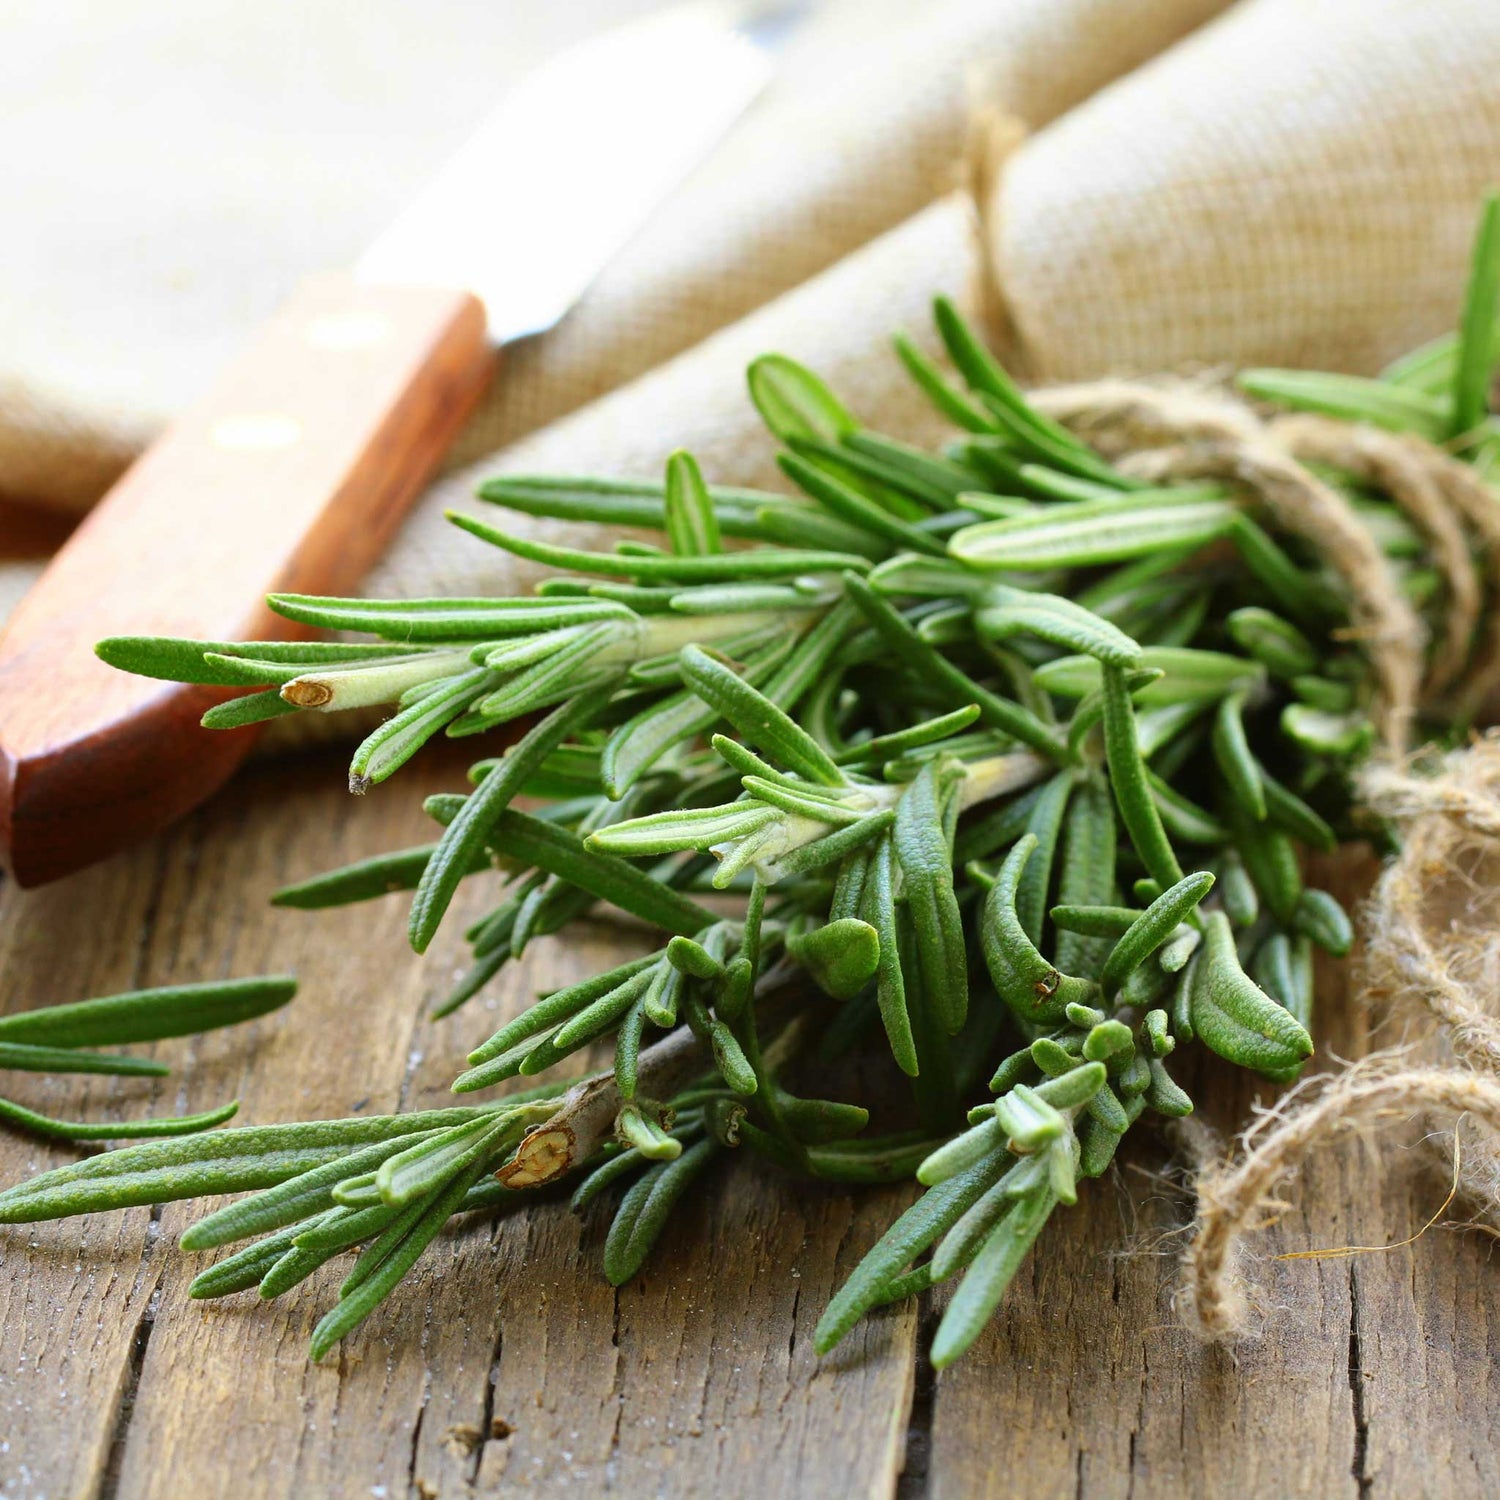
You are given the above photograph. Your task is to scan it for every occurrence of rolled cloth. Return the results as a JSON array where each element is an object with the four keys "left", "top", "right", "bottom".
[
  {"left": 0, "top": 0, "right": 1228, "bottom": 517},
  {"left": 355, "top": 0, "right": 1500, "bottom": 614}
]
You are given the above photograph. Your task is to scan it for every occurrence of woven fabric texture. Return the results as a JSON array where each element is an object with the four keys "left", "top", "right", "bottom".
[{"left": 986, "top": 0, "right": 1500, "bottom": 380}]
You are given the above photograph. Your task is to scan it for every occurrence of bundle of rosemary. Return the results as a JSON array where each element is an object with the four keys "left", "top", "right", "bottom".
[{"left": 5, "top": 200, "right": 1497, "bottom": 1369}]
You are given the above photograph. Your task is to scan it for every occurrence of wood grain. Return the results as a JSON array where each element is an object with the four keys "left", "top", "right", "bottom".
[
  {"left": 0, "top": 276, "right": 494, "bottom": 887},
  {"left": 0, "top": 760, "right": 1496, "bottom": 1498}
]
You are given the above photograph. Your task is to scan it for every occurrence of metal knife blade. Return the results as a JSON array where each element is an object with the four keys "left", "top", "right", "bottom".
[{"left": 357, "top": 1, "right": 796, "bottom": 342}]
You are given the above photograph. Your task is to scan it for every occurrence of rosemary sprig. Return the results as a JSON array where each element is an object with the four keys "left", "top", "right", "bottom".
[{"left": 23, "top": 201, "right": 1496, "bottom": 1368}]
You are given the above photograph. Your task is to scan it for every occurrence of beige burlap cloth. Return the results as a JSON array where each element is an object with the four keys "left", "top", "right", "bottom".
[
  {"left": 984, "top": 0, "right": 1500, "bottom": 379},
  {"left": 6, "top": 0, "right": 1496, "bottom": 540},
  {"left": 10, "top": 0, "right": 1495, "bottom": 583},
  {"left": 359, "top": 0, "right": 1500, "bottom": 604},
  {"left": 0, "top": 0, "right": 1228, "bottom": 624}
]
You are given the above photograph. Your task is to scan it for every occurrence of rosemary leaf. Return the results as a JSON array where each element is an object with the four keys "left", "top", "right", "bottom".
[
  {"left": 409, "top": 684, "right": 618, "bottom": 953},
  {"left": 0, "top": 976, "right": 296, "bottom": 1049}
]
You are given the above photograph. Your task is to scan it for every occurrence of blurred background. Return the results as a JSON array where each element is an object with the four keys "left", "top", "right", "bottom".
[{"left": 0, "top": 0, "right": 673, "bottom": 419}]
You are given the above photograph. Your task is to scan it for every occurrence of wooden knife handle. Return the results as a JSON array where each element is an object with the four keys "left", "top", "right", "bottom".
[{"left": 0, "top": 275, "right": 496, "bottom": 887}]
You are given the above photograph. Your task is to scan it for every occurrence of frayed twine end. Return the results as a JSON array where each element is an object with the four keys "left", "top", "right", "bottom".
[
  {"left": 1175, "top": 733, "right": 1500, "bottom": 1339},
  {"left": 1180, "top": 1061, "right": 1500, "bottom": 1340}
]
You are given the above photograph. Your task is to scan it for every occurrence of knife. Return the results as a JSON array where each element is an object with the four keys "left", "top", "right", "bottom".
[{"left": 0, "top": 1, "right": 799, "bottom": 888}]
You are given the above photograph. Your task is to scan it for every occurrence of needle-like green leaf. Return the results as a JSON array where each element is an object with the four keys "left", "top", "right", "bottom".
[
  {"left": 677, "top": 644, "right": 845, "bottom": 785},
  {"left": 0, "top": 977, "right": 296, "bottom": 1049},
  {"left": 974, "top": 586, "right": 1142, "bottom": 667},
  {"left": 446, "top": 509, "right": 871, "bottom": 582},
  {"left": 1100, "top": 664, "right": 1184, "bottom": 889},
  {"left": 747, "top": 354, "right": 859, "bottom": 445},
  {"left": 894, "top": 760, "right": 969, "bottom": 1034},
  {"left": 602, "top": 1137, "right": 719, "bottom": 1285},
  {"left": 1451, "top": 192, "right": 1500, "bottom": 437},
  {"left": 1098, "top": 872, "right": 1215, "bottom": 996},
  {"left": 0, "top": 1097, "right": 241, "bottom": 1142},
  {"left": 951, "top": 497, "right": 1235, "bottom": 571},
  {"left": 409, "top": 683, "right": 617, "bottom": 952},
  {"left": 663, "top": 449, "right": 722, "bottom": 556}
]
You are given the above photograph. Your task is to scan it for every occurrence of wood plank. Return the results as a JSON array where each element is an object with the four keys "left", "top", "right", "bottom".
[
  {"left": 437, "top": 1169, "right": 917, "bottom": 1497},
  {"left": 922, "top": 1076, "right": 1361, "bottom": 1498},
  {"left": 0, "top": 816, "right": 197, "bottom": 1498},
  {"left": 1354, "top": 1154, "right": 1500, "bottom": 1497},
  {"left": 107, "top": 747, "right": 457, "bottom": 1500},
  {"left": 6, "top": 750, "right": 1499, "bottom": 1497}
]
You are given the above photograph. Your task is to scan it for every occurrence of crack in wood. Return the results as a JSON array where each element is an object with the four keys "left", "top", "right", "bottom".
[
  {"left": 470, "top": 1318, "right": 506, "bottom": 1484},
  {"left": 97, "top": 1261, "right": 162, "bottom": 1500},
  {"left": 1348, "top": 1261, "right": 1373, "bottom": 1498},
  {"left": 1125, "top": 1334, "right": 1149, "bottom": 1500},
  {"left": 605, "top": 1280, "right": 626, "bottom": 1481},
  {"left": 894, "top": 1299, "right": 936, "bottom": 1500},
  {"left": 405, "top": 1381, "right": 428, "bottom": 1499}
]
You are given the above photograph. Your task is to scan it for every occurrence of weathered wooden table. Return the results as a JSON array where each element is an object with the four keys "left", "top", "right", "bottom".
[{"left": 1, "top": 744, "right": 1496, "bottom": 1498}]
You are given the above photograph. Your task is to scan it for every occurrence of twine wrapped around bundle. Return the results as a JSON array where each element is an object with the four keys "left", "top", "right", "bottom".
[{"left": 1022, "top": 378, "right": 1500, "bottom": 1337}]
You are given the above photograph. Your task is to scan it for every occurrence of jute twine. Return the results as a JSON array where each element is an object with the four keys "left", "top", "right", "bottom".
[{"left": 1031, "top": 378, "right": 1500, "bottom": 1337}]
